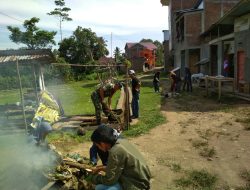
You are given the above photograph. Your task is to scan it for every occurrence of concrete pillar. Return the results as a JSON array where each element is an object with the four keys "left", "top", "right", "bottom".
[{"left": 217, "top": 41, "right": 223, "bottom": 75}]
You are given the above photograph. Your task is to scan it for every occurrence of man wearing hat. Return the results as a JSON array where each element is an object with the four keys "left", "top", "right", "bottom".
[
  {"left": 91, "top": 81, "right": 123, "bottom": 125},
  {"left": 129, "top": 70, "right": 141, "bottom": 119}
]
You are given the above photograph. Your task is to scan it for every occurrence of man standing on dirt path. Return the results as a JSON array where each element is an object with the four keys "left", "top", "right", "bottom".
[
  {"left": 91, "top": 81, "right": 123, "bottom": 125},
  {"left": 87, "top": 125, "right": 151, "bottom": 190},
  {"left": 182, "top": 67, "right": 192, "bottom": 92},
  {"left": 129, "top": 70, "right": 141, "bottom": 119}
]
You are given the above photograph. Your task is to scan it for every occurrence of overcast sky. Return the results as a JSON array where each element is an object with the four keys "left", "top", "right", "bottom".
[{"left": 0, "top": 0, "right": 168, "bottom": 55}]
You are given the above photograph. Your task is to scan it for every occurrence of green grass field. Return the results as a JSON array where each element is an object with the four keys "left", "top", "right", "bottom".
[
  {"left": 0, "top": 77, "right": 166, "bottom": 139},
  {"left": 0, "top": 90, "right": 20, "bottom": 105}
]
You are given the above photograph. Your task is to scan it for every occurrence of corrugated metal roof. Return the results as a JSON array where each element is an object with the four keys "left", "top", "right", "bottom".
[{"left": 0, "top": 49, "right": 54, "bottom": 64}]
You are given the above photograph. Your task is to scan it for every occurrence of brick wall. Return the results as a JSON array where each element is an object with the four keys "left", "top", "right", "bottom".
[
  {"left": 204, "top": 0, "right": 239, "bottom": 31},
  {"left": 171, "top": 0, "right": 197, "bottom": 11},
  {"left": 186, "top": 13, "right": 202, "bottom": 46},
  {"left": 163, "top": 40, "right": 170, "bottom": 71}
]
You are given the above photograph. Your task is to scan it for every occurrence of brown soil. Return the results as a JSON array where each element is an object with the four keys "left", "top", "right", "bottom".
[
  {"left": 132, "top": 95, "right": 250, "bottom": 189},
  {"left": 53, "top": 83, "right": 250, "bottom": 189}
]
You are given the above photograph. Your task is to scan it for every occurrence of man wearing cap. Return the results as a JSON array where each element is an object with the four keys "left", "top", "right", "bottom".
[
  {"left": 91, "top": 81, "right": 123, "bottom": 125},
  {"left": 129, "top": 70, "right": 141, "bottom": 119}
]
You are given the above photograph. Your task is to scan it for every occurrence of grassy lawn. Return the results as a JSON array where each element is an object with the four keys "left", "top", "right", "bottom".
[
  {"left": 47, "top": 80, "right": 121, "bottom": 116},
  {"left": 123, "top": 85, "right": 166, "bottom": 137},
  {"left": 1, "top": 77, "right": 165, "bottom": 142},
  {"left": 0, "top": 89, "right": 20, "bottom": 105},
  {"left": 47, "top": 80, "right": 97, "bottom": 116}
]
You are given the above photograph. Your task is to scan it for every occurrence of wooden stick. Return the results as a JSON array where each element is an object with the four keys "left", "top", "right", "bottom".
[
  {"left": 16, "top": 59, "right": 28, "bottom": 132},
  {"left": 40, "top": 181, "right": 56, "bottom": 190},
  {"left": 63, "top": 161, "right": 92, "bottom": 170}
]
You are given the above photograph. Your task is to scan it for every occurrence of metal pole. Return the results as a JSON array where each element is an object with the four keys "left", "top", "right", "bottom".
[{"left": 16, "top": 59, "right": 28, "bottom": 133}]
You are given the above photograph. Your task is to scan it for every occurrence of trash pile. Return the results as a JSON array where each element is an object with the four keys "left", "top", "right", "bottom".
[{"left": 45, "top": 153, "right": 95, "bottom": 190}]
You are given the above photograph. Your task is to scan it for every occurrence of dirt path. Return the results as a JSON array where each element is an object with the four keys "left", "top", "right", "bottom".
[
  {"left": 53, "top": 81, "right": 250, "bottom": 189},
  {"left": 131, "top": 91, "right": 250, "bottom": 189}
]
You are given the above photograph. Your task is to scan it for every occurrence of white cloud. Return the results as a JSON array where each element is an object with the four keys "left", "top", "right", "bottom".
[{"left": 0, "top": 0, "right": 169, "bottom": 52}]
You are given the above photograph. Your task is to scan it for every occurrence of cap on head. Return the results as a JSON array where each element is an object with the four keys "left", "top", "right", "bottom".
[{"left": 129, "top": 70, "right": 135, "bottom": 75}]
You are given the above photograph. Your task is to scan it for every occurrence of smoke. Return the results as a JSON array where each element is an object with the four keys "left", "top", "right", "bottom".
[{"left": 0, "top": 131, "right": 57, "bottom": 190}]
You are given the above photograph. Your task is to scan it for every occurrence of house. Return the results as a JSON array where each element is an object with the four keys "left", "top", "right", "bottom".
[
  {"left": 125, "top": 42, "right": 157, "bottom": 72},
  {"left": 161, "top": 0, "right": 239, "bottom": 76},
  {"left": 201, "top": 0, "right": 250, "bottom": 95}
]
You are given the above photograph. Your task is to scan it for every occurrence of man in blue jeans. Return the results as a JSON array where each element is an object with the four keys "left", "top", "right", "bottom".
[{"left": 129, "top": 70, "right": 141, "bottom": 119}]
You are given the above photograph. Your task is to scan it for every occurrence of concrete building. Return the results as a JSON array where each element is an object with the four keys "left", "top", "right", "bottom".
[
  {"left": 201, "top": 0, "right": 250, "bottom": 95},
  {"left": 161, "top": 0, "right": 239, "bottom": 76},
  {"left": 162, "top": 30, "right": 170, "bottom": 71}
]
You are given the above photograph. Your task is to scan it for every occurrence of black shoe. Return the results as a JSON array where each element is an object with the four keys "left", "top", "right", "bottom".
[{"left": 130, "top": 116, "right": 138, "bottom": 119}]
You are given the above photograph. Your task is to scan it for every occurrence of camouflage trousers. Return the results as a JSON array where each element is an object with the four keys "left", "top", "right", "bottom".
[
  {"left": 91, "top": 91, "right": 111, "bottom": 125},
  {"left": 91, "top": 91, "right": 102, "bottom": 125}
]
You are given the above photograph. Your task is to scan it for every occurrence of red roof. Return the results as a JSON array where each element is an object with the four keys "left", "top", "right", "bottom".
[
  {"left": 125, "top": 42, "right": 157, "bottom": 50},
  {"left": 139, "top": 42, "right": 157, "bottom": 50}
]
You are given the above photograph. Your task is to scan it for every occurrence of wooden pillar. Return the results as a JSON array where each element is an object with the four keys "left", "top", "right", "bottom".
[
  {"left": 217, "top": 41, "right": 223, "bottom": 75},
  {"left": 218, "top": 80, "right": 221, "bottom": 101},
  {"left": 124, "top": 66, "right": 130, "bottom": 130},
  {"left": 16, "top": 59, "right": 28, "bottom": 133},
  {"left": 205, "top": 76, "right": 208, "bottom": 96},
  {"left": 32, "top": 63, "right": 39, "bottom": 104},
  {"left": 38, "top": 64, "right": 45, "bottom": 91}
]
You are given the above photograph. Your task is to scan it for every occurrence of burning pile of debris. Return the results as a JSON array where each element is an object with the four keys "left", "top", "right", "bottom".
[{"left": 44, "top": 153, "right": 95, "bottom": 190}]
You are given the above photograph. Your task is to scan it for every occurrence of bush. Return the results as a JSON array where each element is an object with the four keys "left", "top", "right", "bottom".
[{"left": 86, "top": 73, "right": 98, "bottom": 80}]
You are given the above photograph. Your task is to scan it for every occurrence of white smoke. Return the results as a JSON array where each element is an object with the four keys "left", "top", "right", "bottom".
[{"left": 0, "top": 132, "right": 57, "bottom": 190}]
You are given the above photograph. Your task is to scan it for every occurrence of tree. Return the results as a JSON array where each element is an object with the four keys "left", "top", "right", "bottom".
[
  {"left": 140, "top": 39, "right": 153, "bottom": 43},
  {"left": 153, "top": 40, "right": 164, "bottom": 66},
  {"left": 48, "top": 0, "right": 72, "bottom": 42},
  {"left": 7, "top": 17, "right": 56, "bottom": 49},
  {"left": 58, "top": 26, "right": 109, "bottom": 79},
  {"left": 113, "top": 47, "right": 122, "bottom": 63}
]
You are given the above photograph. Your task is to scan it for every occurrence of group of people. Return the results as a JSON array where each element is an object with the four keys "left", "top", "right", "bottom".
[
  {"left": 91, "top": 69, "right": 141, "bottom": 124},
  {"left": 89, "top": 70, "right": 150, "bottom": 190},
  {"left": 169, "top": 67, "right": 193, "bottom": 94}
]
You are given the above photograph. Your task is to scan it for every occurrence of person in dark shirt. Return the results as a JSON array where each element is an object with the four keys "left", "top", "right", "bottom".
[
  {"left": 182, "top": 67, "right": 192, "bottom": 92},
  {"left": 170, "top": 71, "right": 181, "bottom": 93},
  {"left": 153, "top": 71, "right": 160, "bottom": 92},
  {"left": 129, "top": 70, "right": 141, "bottom": 119}
]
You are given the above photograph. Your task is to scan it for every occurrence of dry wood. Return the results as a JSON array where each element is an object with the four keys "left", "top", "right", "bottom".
[
  {"left": 63, "top": 161, "right": 93, "bottom": 171},
  {"left": 40, "top": 181, "right": 56, "bottom": 190}
]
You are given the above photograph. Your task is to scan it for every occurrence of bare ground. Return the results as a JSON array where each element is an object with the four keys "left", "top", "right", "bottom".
[
  {"left": 53, "top": 84, "right": 250, "bottom": 189},
  {"left": 132, "top": 94, "right": 250, "bottom": 189}
]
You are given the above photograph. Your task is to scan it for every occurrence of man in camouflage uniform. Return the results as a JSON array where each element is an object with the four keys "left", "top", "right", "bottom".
[{"left": 91, "top": 81, "right": 123, "bottom": 125}]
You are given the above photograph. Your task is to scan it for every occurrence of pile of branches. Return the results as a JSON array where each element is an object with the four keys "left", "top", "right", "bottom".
[{"left": 45, "top": 153, "right": 95, "bottom": 190}]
